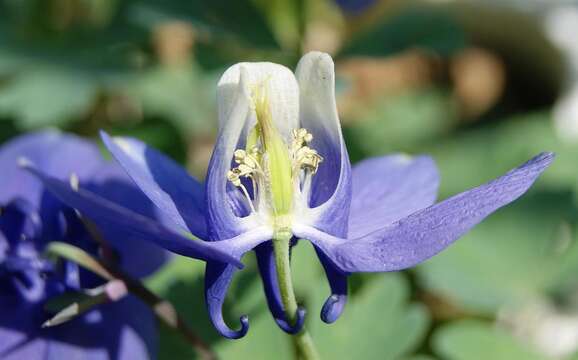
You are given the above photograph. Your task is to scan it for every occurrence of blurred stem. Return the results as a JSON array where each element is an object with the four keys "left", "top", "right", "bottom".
[
  {"left": 295, "top": 0, "right": 306, "bottom": 53},
  {"left": 272, "top": 228, "right": 320, "bottom": 360},
  {"left": 55, "top": 223, "right": 219, "bottom": 360},
  {"left": 107, "top": 266, "right": 218, "bottom": 360}
]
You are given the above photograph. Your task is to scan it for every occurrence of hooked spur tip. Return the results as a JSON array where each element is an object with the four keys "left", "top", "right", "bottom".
[
  {"left": 217, "top": 315, "right": 250, "bottom": 340},
  {"left": 275, "top": 306, "right": 306, "bottom": 334},
  {"left": 321, "top": 294, "right": 347, "bottom": 324}
]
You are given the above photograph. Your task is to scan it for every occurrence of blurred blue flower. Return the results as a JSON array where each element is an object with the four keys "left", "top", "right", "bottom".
[
  {"left": 333, "top": 0, "right": 378, "bottom": 15},
  {"left": 0, "top": 131, "right": 168, "bottom": 359},
  {"left": 28, "top": 52, "right": 554, "bottom": 340}
]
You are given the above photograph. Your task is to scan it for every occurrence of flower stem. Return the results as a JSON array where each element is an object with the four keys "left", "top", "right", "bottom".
[{"left": 272, "top": 228, "right": 320, "bottom": 360}]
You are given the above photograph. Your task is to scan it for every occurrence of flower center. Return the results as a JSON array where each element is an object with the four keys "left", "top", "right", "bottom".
[
  {"left": 0, "top": 240, "right": 55, "bottom": 302},
  {"left": 227, "top": 83, "right": 323, "bottom": 226}
]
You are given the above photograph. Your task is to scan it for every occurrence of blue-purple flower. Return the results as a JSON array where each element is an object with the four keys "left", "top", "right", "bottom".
[
  {"left": 333, "top": 0, "right": 378, "bottom": 15},
  {"left": 27, "top": 52, "right": 554, "bottom": 340},
  {"left": 0, "top": 131, "right": 168, "bottom": 359}
]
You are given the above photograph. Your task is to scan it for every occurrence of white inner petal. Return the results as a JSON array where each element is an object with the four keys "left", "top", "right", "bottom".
[
  {"left": 217, "top": 62, "right": 300, "bottom": 143},
  {"left": 295, "top": 51, "right": 347, "bottom": 211},
  {"left": 215, "top": 53, "right": 342, "bottom": 230}
]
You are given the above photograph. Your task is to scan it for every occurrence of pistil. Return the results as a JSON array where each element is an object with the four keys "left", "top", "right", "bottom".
[
  {"left": 227, "top": 82, "right": 323, "bottom": 223},
  {"left": 253, "top": 83, "right": 293, "bottom": 217}
]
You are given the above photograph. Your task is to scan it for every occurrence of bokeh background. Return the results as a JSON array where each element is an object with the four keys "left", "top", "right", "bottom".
[{"left": 2, "top": 0, "right": 578, "bottom": 358}]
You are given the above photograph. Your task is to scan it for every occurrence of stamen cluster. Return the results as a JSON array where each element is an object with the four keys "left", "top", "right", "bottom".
[
  {"left": 227, "top": 148, "right": 261, "bottom": 187},
  {"left": 290, "top": 128, "right": 322, "bottom": 175},
  {"left": 226, "top": 127, "right": 323, "bottom": 216}
]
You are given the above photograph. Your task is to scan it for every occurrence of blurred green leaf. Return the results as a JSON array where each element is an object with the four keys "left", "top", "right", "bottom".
[
  {"left": 128, "top": 66, "right": 215, "bottom": 134},
  {"left": 0, "top": 1, "right": 146, "bottom": 72},
  {"left": 0, "top": 119, "right": 21, "bottom": 143},
  {"left": 147, "top": 256, "right": 220, "bottom": 359},
  {"left": 0, "top": 1, "right": 144, "bottom": 129},
  {"left": 310, "top": 273, "right": 430, "bottom": 359},
  {"left": 427, "top": 113, "right": 578, "bottom": 197},
  {"left": 415, "top": 190, "right": 578, "bottom": 314},
  {"left": 346, "top": 88, "right": 457, "bottom": 157},
  {"left": 432, "top": 320, "right": 546, "bottom": 360},
  {"left": 340, "top": 7, "right": 466, "bottom": 58},
  {"left": 131, "top": 0, "right": 278, "bottom": 48},
  {"left": 403, "top": 356, "right": 438, "bottom": 360},
  {"left": 253, "top": 0, "right": 304, "bottom": 50},
  {"left": 0, "top": 69, "right": 97, "bottom": 128},
  {"left": 544, "top": 226, "right": 578, "bottom": 298},
  {"left": 291, "top": 240, "right": 327, "bottom": 296}
]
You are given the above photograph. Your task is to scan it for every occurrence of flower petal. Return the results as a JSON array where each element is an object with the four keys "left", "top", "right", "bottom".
[
  {"left": 206, "top": 71, "right": 253, "bottom": 239},
  {"left": 313, "top": 248, "right": 348, "bottom": 324},
  {"left": 84, "top": 163, "right": 171, "bottom": 279},
  {"left": 255, "top": 242, "right": 306, "bottom": 334},
  {"left": 0, "top": 232, "right": 6, "bottom": 263},
  {"left": 295, "top": 52, "right": 354, "bottom": 323},
  {"left": 295, "top": 51, "right": 352, "bottom": 235},
  {"left": 216, "top": 62, "right": 299, "bottom": 140},
  {"left": 0, "top": 297, "right": 156, "bottom": 360},
  {"left": 294, "top": 153, "right": 554, "bottom": 273},
  {"left": 207, "top": 63, "right": 299, "bottom": 239},
  {"left": 0, "top": 303, "right": 47, "bottom": 359},
  {"left": 0, "top": 199, "right": 42, "bottom": 248},
  {"left": 204, "top": 262, "right": 249, "bottom": 339},
  {"left": 348, "top": 154, "right": 439, "bottom": 238},
  {"left": 210, "top": 227, "right": 273, "bottom": 261},
  {"left": 100, "top": 131, "right": 208, "bottom": 238},
  {"left": 0, "top": 131, "right": 102, "bottom": 208},
  {"left": 202, "top": 229, "right": 272, "bottom": 339},
  {"left": 47, "top": 297, "right": 157, "bottom": 359},
  {"left": 23, "top": 164, "right": 242, "bottom": 267},
  {"left": 0, "top": 200, "right": 47, "bottom": 302}
]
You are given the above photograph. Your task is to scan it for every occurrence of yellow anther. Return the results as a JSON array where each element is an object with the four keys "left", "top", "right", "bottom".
[
  {"left": 227, "top": 169, "right": 242, "bottom": 187},
  {"left": 294, "top": 146, "right": 323, "bottom": 174},
  {"left": 237, "top": 164, "right": 254, "bottom": 175},
  {"left": 292, "top": 128, "right": 313, "bottom": 144},
  {"left": 302, "top": 153, "right": 322, "bottom": 173},
  {"left": 233, "top": 148, "right": 259, "bottom": 173},
  {"left": 234, "top": 149, "right": 246, "bottom": 164},
  {"left": 291, "top": 128, "right": 315, "bottom": 157},
  {"left": 292, "top": 128, "right": 306, "bottom": 140}
]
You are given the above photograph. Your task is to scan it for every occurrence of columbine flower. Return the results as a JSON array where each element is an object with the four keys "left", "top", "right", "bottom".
[
  {"left": 1, "top": 131, "right": 167, "bottom": 359},
  {"left": 27, "top": 52, "right": 554, "bottom": 340}
]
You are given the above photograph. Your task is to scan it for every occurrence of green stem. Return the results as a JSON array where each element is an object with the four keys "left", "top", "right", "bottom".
[{"left": 272, "top": 228, "right": 320, "bottom": 360}]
